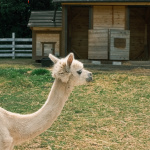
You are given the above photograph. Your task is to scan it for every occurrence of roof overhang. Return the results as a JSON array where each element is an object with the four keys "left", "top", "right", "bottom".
[
  {"left": 53, "top": 0, "right": 150, "bottom": 5},
  {"left": 30, "top": 27, "right": 62, "bottom": 31},
  {"left": 28, "top": 11, "right": 62, "bottom": 28}
]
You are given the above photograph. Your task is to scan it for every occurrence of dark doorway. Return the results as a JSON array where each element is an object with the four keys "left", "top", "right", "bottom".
[
  {"left": 130, "top": 7, "right": 150, "bottom": 60},
  {"left": 68, "top": 6, "right": 89, "bottom": 59}
]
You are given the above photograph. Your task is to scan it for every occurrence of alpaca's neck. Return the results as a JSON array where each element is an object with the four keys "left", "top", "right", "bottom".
[
  {"left": 39, "top": 79, "right": 72, "bottom": 115},
  {"left": 10, "top": 79, "right": 73, "bottom": 144},
  {"left": 31, "top": 79, "right": 73, "bottom": 130}
]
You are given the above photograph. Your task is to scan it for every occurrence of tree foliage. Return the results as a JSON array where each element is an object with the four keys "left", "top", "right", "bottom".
[{"left": 0, "top": 0, "right": 54, "bottom": 38}]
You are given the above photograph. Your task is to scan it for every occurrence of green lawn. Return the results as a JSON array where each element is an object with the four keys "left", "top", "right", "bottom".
[{"left": 0, "top": 60, "right": 149, "bottom": 150}]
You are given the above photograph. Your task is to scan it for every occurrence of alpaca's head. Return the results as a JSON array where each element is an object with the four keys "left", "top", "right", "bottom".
[{"left": 49, "top": 53, "right": 92, "bottom": 86}]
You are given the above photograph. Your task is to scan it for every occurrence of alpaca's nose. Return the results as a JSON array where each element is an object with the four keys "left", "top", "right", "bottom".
[
  {"left": 86, "top": 72, "right": 92, "bottom": 82},
  {"left": 88, "top": 72, "right": 92, "bottom": 78}
]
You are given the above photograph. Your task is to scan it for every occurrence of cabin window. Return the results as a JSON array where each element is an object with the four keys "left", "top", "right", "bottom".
[
  {"left": 41, "top": 42, "right": 56, "bottom": 57},
  {"left": 43, "top": 44, "right": 53, "bottom": 56},
  {"left": 114, "top": 38, "right": 126, "bottom": 49}
]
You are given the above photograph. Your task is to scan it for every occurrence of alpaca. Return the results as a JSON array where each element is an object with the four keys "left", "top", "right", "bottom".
[{"left": 0, "top": 53, "right": 92, "bottom": 150}]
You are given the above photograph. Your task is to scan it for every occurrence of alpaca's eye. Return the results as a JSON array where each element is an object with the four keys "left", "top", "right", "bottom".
[
  {"left": 77, "top": 70, "right": 82, "bottom": 75},
  {"left": 59, "top": 72, "right": 64, "bottom": 75}
]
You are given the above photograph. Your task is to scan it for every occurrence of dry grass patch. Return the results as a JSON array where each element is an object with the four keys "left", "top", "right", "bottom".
[{"left": 0, "top": 60, "right": 149, "bottom": 150}]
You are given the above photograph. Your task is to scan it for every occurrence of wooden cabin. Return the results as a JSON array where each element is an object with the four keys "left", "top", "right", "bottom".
[
  {"left": 28, "top": 0, "right": 150, "bottom": 61},
  {"left": 28, "top": 11, "right": 62, "bottom": 60}
]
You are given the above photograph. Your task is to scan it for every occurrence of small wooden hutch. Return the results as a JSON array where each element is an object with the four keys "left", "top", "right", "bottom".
[{"left": 28, "top": 11, "right": 62, "bottom": 60}]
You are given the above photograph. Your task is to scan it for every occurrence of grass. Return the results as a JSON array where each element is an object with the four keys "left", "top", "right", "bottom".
[{"left": 0, "top": 59, "right": 150, "bottom": 150}]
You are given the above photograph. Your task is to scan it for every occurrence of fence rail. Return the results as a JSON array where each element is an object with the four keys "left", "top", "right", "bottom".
[{"left": 0, "top": 33, "right": 32, "bottom": 59}]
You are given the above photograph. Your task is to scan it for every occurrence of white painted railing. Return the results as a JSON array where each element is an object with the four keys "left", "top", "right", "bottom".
[{"left": 0, "top": 33, "right": 32, "bottom": 59}]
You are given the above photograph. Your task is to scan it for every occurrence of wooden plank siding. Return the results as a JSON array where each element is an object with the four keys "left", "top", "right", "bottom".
[
  {"left": 88, "top": 6, "right": 126, "bottom": 60},
  {"left": 88, "top": 29, "right": 108, "bottom": 59},
  {"left": 93, "top": 6, "right": 126, "bottom": 29},
  {"left": 35, "top": 32, "right": 60, "bottom": 59},
  {"left": 109, "top": 29, "right": 130, "bottom": 60},
  {"left": 88, "top": 29, "right": 130, "bottom": 60},
  {"left": 93, "top": 6, "right": 112, "bottom": 29},
  {"left": 67, "top": 6, "right": 89, "bottom": 59},
  {"left": 31, "top": 30, "right": 62, "bottom": 60}
]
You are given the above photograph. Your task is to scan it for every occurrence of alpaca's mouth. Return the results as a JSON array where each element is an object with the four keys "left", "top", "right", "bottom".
[{"left": 86, "top": 77, "right": 93, "bottom": 82}]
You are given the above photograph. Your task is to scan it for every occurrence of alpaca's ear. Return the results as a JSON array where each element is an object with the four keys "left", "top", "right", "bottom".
[
  {"left": 67, "top": 53, "right": 74, "bottom": 68},
  {"left": 49, "top": 54, "right": 59, "bottom": 64}
]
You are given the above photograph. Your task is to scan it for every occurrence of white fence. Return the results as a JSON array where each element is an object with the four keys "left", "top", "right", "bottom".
[{"left": 0, "top": 33, "right": 32, "bottom": 59}]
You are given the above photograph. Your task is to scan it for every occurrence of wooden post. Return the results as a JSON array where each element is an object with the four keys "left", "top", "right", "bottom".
[
  {"left": 64, "top": 6, "right": 68, "bottom": 56},
  {"left": 125, "top": 6, "right": 130, "bottom": 30},
  {"left": 61, "top": 5, "right": 68, "bottom": 56},
  {"left": 144, "top": 24, "right": 148, "bottom": 59},
  {"left": 89, "top": 6, "right": 93, "bottom": 29},
  {"left": 12, "top": 32, "right": 15, "bottom": 59}
]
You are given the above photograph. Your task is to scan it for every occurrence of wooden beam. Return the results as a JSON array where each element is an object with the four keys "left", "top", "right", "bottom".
[
  {"left": 125, "top": 6, "right": 130, "bottom": 30},
  {"left": 61, "top": 5, "right": 68, "bottom": 57},
  {"left": 62, "top": 2, "right": 150, "bottom": 6},
  {"left": 32, "top": 27, "right": 62, "bottom": 31},
  {"left": 89, "top": 6, "right": 93, "bottom": 29},
  {"left": 32, "top": 30, "right": 36, "bottom": 60}
]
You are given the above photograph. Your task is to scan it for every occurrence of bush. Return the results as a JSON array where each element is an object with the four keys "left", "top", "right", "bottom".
[{"left": 31, "top": 68, "right": 50, "bottom": 76}]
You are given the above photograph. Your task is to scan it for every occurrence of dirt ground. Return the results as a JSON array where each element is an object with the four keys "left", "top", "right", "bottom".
[
  {"left": 83, "top": 60, "right": 150, "bottom": 76},
  {"left": 85, "top": 63, "right": 150, "bottom": 76},
  {"left": 1, "top": 58, "right": 150, "bottom": 76}
]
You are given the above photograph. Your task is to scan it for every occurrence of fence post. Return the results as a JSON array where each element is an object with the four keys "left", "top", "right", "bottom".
[{"left": 12, "top": 32, "right": 15, "bottom": 59}]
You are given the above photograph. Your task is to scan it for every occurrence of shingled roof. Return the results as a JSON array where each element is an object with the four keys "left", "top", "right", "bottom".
[
  {"left": 28, "top": 11, "right": 62, "bottom": 27},
  {"left": 53, "top": 0, "right": 150, "bottom": 2}
]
